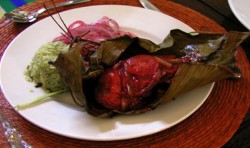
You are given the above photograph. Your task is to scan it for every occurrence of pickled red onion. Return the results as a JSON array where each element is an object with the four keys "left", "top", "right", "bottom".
[{"left": 53, "top": 16, "right": 135, "bottom": 44}]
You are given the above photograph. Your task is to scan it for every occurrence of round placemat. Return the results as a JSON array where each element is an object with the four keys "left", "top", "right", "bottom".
[{"left": 0, "top": 0, "right": 249, "bottom": 147}]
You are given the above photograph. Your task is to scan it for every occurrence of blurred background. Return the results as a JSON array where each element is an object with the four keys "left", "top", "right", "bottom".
[{"left": 0, "top": 0, "right": 35, "bottom": 17}]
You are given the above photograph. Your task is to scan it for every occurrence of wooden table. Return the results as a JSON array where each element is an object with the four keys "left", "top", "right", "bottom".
[{"left": 0, "top": 0, "right": 249, "bottom": 147}]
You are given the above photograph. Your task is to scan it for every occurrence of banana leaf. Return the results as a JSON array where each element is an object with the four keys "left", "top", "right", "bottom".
[
  {"left": 160, "top": 31, "right": 248, "bottom": 103},
  {"left": 53, "top": 29, "right": 249, "bottom": 117},
  {"left": 52, "top": 42, "right": 87, "bottom": 107}
]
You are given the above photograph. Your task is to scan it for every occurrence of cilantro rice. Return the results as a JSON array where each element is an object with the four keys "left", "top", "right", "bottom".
[{"left": 24, "top": 41, "right": 69, "bottom": 92}]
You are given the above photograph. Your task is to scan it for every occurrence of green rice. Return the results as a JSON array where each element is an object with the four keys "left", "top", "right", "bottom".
[{"left": 24, "top": 41, "right": 69, "bottom": 92}]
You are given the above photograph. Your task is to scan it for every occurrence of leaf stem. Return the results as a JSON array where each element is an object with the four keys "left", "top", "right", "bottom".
[{"left": 14, "top": 89, "right": 68, "bottom": 110}]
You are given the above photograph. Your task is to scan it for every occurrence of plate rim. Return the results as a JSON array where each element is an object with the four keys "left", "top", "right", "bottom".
[{"left": 228, "top": 0, "right": 250, "bottom": 30}]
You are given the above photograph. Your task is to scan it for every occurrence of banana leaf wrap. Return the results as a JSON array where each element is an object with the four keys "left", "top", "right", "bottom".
[{"left": 52, "top": 29, "right": 250, "bottom": 117}]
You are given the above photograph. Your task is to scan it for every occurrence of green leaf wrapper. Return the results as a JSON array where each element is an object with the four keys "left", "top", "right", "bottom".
[{"left": 53, "top": 29, "right": 250, "bottom": 117}]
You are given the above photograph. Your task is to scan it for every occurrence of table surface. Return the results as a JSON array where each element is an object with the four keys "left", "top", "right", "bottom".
[{"left": 0, "top": 0, "right": 249, "bottom": 147}]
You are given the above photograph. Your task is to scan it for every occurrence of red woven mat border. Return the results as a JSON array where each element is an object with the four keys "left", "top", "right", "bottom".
[{"left": 0, "top": 0, "right": 249, "bottom": 147}]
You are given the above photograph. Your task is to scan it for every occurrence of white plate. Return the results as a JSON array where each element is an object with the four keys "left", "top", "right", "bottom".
[
  {"left": 228, "top": 0, "right": 250, "bottom": 30},
  {"left": 0, "top": 5, "right": 214, "bottom": 141}
]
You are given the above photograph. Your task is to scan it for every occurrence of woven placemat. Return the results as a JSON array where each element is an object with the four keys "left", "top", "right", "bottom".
[{"left": 0, "top": 0, "right": 249, "bottom": 147}]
